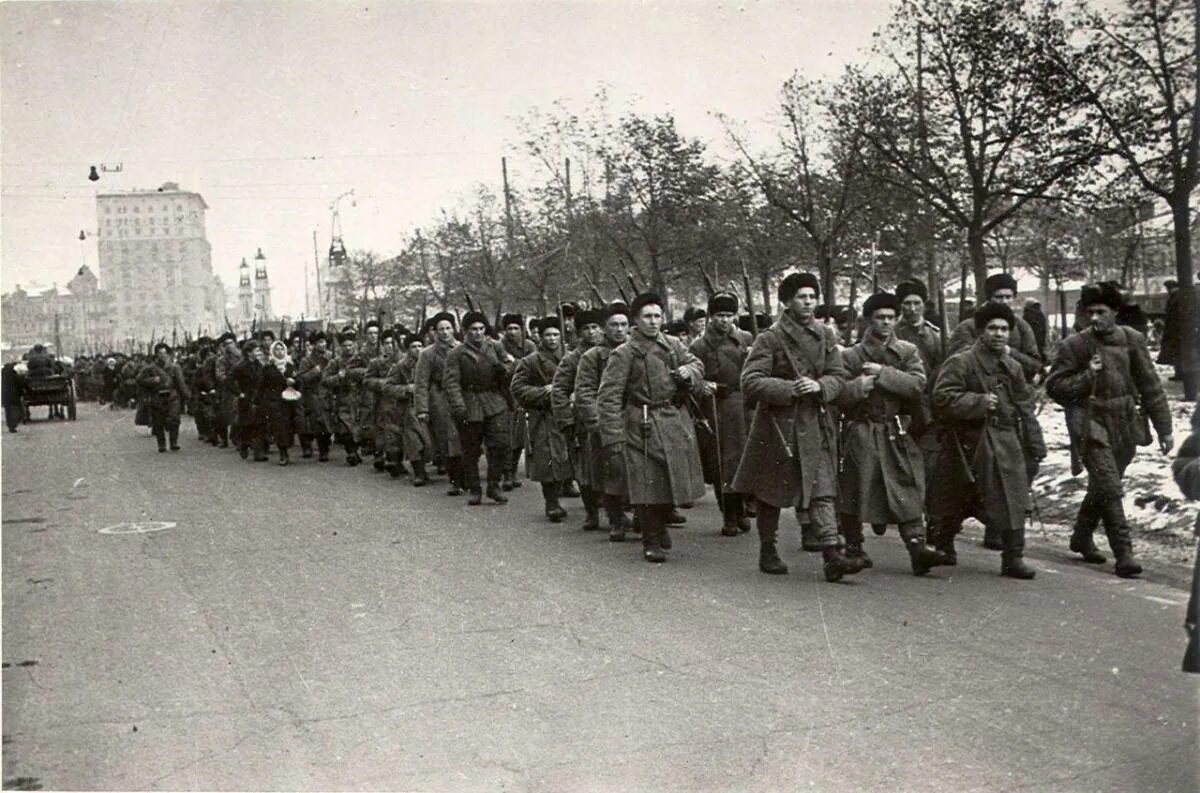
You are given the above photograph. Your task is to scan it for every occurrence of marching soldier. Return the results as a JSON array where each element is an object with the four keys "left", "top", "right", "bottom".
[
  {"left": 929, "top": 303, "right": 1047, "bottom": 579},
  {"left": 836, "top": 292, "right": 946, "bottom": 575},
  {"left": 1045, "top": 282, "right": 1173, "bottom": 577},
  {"left": 501, "top": 313, "right": 536, "bottom": 491},
  {"left": 232, "top": 340, "right": 267, "bottom": 461},
  {"left": 551, "top": 309, "right": 605, "bottom": 529},
  {"left": 137, "top": 343, "right": 191, "bottom": 453},
  {"left": 948, "top": 273, "right": 1043, "bottom": 381},
  {"left": 574, "top": 302, "right": 635, "bottom": 541},
  {"left": 213, "top": 332, "right": 241, "bottom": 448},
  {"left": 321, "top": 330, "right": 369, "bottom": 466},
  {"left": 893, "top": 279, "right": 944, "bottom": 510},
  {"left": 415, "top": 312, "right": 464, "bottom": 493},
  {"left": 511, "top": 317, "right": 574, "bottom": 522},
  {"left": 357, "top": 320, "right": 383, "bottom": 464},
  {"left": 388, "top": 333, "right": 433, "bottom": 485},
  {"left": 732, "top": 273, "right": 865, "bottom": 582},
  {"left": 597, "top": 292, "right": 706, "bottom": 563},
  {"left": 296, "top": 331, "right": 334, "bottom": 462},
  {"left": 363, "top": 330, "right": 400, "bottom": 471},
  {"left": 444, "top": 311, "right": 512, "bottom": 505},
  {"left": 690, "top": 291, "right": 753, "bottom": 536}
]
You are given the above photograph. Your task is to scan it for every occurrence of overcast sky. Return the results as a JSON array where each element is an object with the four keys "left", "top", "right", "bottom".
[{"left": 2, "top": 0, "right": 892, "bottom": 315}]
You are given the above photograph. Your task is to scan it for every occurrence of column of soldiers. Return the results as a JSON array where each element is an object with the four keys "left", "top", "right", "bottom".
[{"left": 101, "top": 269, "right": 1176, "bottom": 584}]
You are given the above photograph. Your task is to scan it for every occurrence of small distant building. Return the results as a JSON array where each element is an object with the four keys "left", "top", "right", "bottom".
[{"left": 1, "top": 266, "right": 117, "bottom": 360}]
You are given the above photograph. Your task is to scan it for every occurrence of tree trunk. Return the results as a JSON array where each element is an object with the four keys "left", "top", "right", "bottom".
[
  {"left": 1171, "top": 197, "right": 1197, "bottom": 401},
  {"left": 818, "top": 243, "right": 835, "bottom": 305},
  {"left": 967, "top": 225, "right": 988, "bottom": 296}
]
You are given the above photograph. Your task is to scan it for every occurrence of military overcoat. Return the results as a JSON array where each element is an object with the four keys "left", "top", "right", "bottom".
[
  {"left": 511, "top": 347, "right": 573, "bottom": 482},
  {"left": 597, "top": 331, "right": 705, "bottom": 505},
  {"left": 731, "top": 310, "right": 847, "bottom": 509}
]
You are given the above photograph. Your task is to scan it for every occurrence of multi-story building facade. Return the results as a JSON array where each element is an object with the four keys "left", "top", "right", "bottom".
[
  {"left": 95, "top": 182, "right": 225, "bottom": 344},
  {"left": 1, "top": 266, "right": 117, "bottom": 360}
]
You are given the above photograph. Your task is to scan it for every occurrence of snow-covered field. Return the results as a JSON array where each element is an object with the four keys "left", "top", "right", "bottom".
[{"left": 1029, "top": 365, "right": 1198, "bottom": 570}]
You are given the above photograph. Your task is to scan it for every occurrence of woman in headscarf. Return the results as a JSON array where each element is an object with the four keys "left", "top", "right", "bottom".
[{"left": 257, "top": 340, "right": 301, "bottom": 466}]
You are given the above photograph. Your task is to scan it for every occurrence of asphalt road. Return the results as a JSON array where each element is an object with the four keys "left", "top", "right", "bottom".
[{"left": 3, "top": 404, "right": 1197, "bottom": 792}]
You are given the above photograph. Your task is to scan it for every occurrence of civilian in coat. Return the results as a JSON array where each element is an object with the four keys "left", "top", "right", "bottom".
[
  {"left": 836, "top": 292, "right": 946, "bottom": 576},
  {"left": 1045, "top": 283, "right": 1173, "bottom": 577},
  {"left": 213, "top": 333, "right": 242, "bottom": 448},
  {"left": 444, "top": 311, "right": 512, "bottom": 505},
  {"left": 690, "top": 291, "right": 753, "bottom": 536},
  {"left": 2, "top": 362, "right": 24, "bottom": 432},
  {"left": 731, "top": 273, "right": 864, "bottom": 583},
  {"left": 137, "top": 343, "right": 192, "bottom": 453},
  {"left": 362, "top": 330, "right": 401, "bottom": 471},
  {"left": 511, "top": 318, "right": 573, "bottom": 522},
  {"left": 930, "top": 303, "right": 1047, "bottom": 579},
  {"left": 257, "top": 340, "right": 300, "bottom": 465},
  {"left": 597, "top": 293, "right": 706, "bottom": 563},
  {"left": 415, "top": 313, "right": 464, "bottom": 493}
]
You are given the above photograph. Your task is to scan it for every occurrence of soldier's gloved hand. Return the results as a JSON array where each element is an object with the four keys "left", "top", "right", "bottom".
[
  {"left": 862, "top": 362, "right": 883, "bottom": 376},
  {"left": 1089, "top": 353, "right": 1104, "bottom": 372},
  {"left": 1160, "top": 434, "right": 1175, "bottom": 455},
  {"left": 417, "top": 412, "right": 430, "bottom": 422},
  {"left": 985, "top": 392, "right": 999, "bottom": 411}
]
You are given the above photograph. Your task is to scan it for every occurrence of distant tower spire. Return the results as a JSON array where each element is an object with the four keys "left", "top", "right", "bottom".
[
  {"left": 237, "top": 257, "right": 253, "bottom": 322},
  {"left": 252, "top": 248, "right": 272, "bottom": 320}
]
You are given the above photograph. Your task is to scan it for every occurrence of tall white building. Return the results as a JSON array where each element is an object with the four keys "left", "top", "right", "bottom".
[{"left": 96, "top": 182, "right": 225, "bottom": 342}]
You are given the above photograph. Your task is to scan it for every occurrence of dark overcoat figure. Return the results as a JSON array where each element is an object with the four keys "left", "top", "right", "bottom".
[
  {"left": 731, "top": 310, "right": 846, "bottom": 512},
  {"left": 512, "top": 347, "right": 573, "bottom": 483},
  {"left": 930, "top": 335, "right": 1046, "bottom": 574},
  {"left": 137, "top": 354, "right": 191, "bottom": 452},
  {"left": 689, "top": 322, "right": 752, "bottom": 517}
]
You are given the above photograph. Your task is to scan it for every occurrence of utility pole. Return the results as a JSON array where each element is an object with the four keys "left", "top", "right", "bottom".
[
  {"left": 501, "top": 156, "right": 516, "bottom": 254},
  {"left": 313, "top": 229, "right": 323, "bottom": 323}
]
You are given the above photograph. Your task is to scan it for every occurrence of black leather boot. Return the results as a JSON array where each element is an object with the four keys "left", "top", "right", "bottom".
[
  {"left": 1114, "top": 547, "right": 1143, "bottom": 578},
  {"left": 759, "top": 542, "right": 789, "bottom": 575},
  {"left": 278, "top": 449, "right": 290, "bottom": 466},
  {"left": 168, "top": 428, "right": 180, "bottom": 451},
  {"left": 580, "top": 489, "right": 600, "bottom": 531},
  {"left": 906, "top": 538, "right": 946, "bottom": 576},
  {"left": 1000, "top": 528, "right": 1036, "bottom": 579},
  {"left": 542, "top": 482, "right": 565, "bottom": 522},
  {"left": 822, "top": 547, "right": 865, "bottom": 582},
  {"left": 1069, "top": 533, "right": 1107, "bottom": 564},
  {"left": 411, "top": 462, "right": 428, "bottom": 487}
]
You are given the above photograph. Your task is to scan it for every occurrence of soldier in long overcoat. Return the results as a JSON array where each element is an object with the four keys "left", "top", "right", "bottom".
[
  {"left": 415, "top": 313, "right": 464, "bottom": 493},
  {"left": 380, "top": 333, "right": 432, "bottom": 484},
  {"left": 836, "top": 292, "right": 946, "bottom": 576},
  {"left": 551, "top": 309, "right": 604, "bottom": 529},
  {"left": 929, "top": 303, "right": 1046, "bottom": 579},
  {"left": 296, "top": 332, "right": 333, "bottom": 461},
  {"left": 501, "top": 313, "right": 537, "bottom": 491},
  {"left": 137, "top": 343, "right": 191, "bottom": 453},
  {"left": 597, "top": 292, "right": 706, "bottom": 563},
  {"left": 690, "top": 291, "right": 753, "bottom": 536},
  {"left": 894, "top": 279, "right": 944, "bottom": 487},
  {"left": 444, "top": 311, "right": 512, "bottom": 504},
  {"left": 511, "top": 318, "right": 573, "bottom": 522},
  {"left": 213, "top": 333, "right": 242, "bottom": 448},
  {"left": 1045, "top": 282, "right": 1173, "bottom": 577},
  {"left": 574, "top": 303, "right": 635, "bottom": 541},
  {"left": 231, "top": 340, "right": 267, "bottom": 461},
  {"left": 362, "top": 330, "right": 400, "bottom": 471},
  {"left": 355, "top": 320, "right": 382, "bottom": 460},
  {"left": 731, "top": 273, "right": 864, "bottom": 583},
  {"left": 321, "top": 330, "right": 369, "bottom": 466}
]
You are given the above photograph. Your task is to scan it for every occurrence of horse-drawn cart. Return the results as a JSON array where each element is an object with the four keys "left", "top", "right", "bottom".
[{"left": 21, "top": 372, "right": 77, "bottom": 421}]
